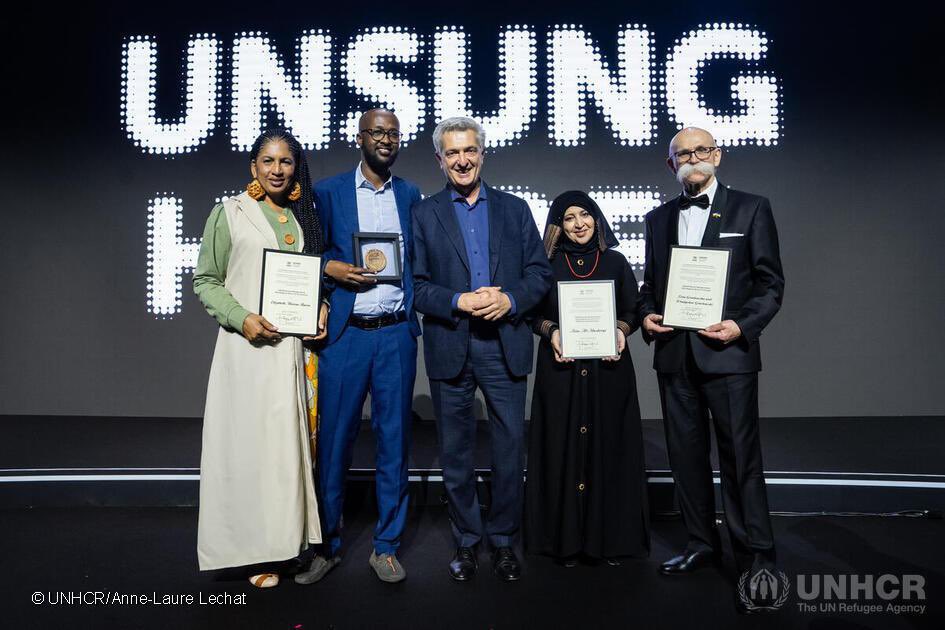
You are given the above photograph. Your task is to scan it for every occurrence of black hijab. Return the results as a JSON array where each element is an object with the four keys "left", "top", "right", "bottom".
[{"left": 542, "top": 190, "right": 619, "bottom": 257}]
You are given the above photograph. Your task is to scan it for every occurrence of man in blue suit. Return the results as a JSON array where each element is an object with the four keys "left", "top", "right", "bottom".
[
  {"left": 412, "top": 116, "right": 552, "bottom": 582},
  {"left": 295, "top": 109, "right": 421, "bottom": 585}
]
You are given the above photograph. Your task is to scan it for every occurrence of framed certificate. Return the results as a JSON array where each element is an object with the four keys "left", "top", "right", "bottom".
[
  {"left": 557, "top": 280, "right": 618, "bottom": 359},
  {"left": 258, "top": 249, "right": 322, "bottom": 337},
  {"left": 352, "top": 231, "right": 402, "bottom": 281},
  {"left": 661, "top": 245, "right": 732, "bottom": 331}
]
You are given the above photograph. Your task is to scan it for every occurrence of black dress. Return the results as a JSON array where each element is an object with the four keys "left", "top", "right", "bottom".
[{"left": 524, "top": 248, "right": 650, "bottom": 559}]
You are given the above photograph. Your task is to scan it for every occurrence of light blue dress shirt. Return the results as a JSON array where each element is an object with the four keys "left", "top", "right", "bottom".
[{"left": 353, "top": 163, "right": 405, "bottom": 316}]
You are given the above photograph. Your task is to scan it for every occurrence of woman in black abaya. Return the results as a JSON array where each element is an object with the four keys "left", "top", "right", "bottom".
[{"left": 524, "top": 190, "right": 649, "bottom": 566}]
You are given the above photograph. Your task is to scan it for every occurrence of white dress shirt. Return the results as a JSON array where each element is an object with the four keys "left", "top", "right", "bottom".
[{"left": 677, "top": 177, "right": 719, "bottom": 247}]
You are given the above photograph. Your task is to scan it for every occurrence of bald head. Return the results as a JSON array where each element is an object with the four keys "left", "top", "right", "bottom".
[
  {"left": 669, "top": 127, "right": 716, "bottom": 157},
  {"left": 666, "top": 127, "right": 721, "bottom": 195},
  {"left": 358, "top": 108, "right": 399, "bottom": 130}
]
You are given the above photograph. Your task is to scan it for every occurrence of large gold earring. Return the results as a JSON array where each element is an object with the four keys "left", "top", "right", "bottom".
[
  {"left": 246, "top": 179, "right": 265, "bottom": 200},
  {"left": 288, "top": 181, "right": 302, "bottom": 202}
]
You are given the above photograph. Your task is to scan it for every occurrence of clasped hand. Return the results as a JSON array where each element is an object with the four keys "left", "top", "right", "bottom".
[{"left": 457, "top": 286, "right": 511, "bottom": 321}]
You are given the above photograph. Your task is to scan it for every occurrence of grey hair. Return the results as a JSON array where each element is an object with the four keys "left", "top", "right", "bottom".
[{"left": 432, "top": 116, "right": 486, "bottom": 154}]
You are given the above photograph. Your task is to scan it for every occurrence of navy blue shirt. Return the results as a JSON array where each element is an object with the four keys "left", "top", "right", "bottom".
[
  {"left": 450, "top": 183, "right": 516, "bottom": 314},
  {"left": 454, "top": 185, "right": 490, "bottom": 288}
]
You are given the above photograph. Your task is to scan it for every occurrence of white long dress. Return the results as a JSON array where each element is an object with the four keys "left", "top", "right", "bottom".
[{"left": 197, "top": 192, "right": 321, "bottom": 571}]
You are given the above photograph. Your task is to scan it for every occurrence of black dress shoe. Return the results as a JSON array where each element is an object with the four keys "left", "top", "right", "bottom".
[
  {"left": 556, "top": 555, "right": 579, "bottom": 568},
  {"left": 492, "top": 547, "right": 522, "bottom": 582},
  {"left": 659, "top": 549, "right": 720, "bottom": 575},
  {"left": 448, "top": 547, "right": 478, "bottom": 581}
]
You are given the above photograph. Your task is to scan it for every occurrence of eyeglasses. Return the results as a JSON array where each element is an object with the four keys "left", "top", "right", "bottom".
[
  {"left": 360, "top": 128, "right": 402, "bottom": 143},
  {"left": 673, "top": 146, "right": 718, "bottom": 162}
]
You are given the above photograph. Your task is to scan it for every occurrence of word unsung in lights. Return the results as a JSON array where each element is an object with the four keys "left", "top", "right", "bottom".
[
  {"left": 123, "top": 23, "right": 779, "bottom": 151},
  {"left": 127, "top": 23, "right": 781, "bottom": 316}
]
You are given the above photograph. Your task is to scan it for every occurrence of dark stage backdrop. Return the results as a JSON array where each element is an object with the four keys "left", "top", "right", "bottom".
[{"left": 1, "top": 2, "right": 941, "bottom": 418}]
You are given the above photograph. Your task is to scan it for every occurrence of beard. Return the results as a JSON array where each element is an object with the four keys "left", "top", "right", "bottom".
[
  {"left": 364, "top": 145, "right": 398, "bottom": 171},
  {"left": 676, "top": 160, "right": 716, "bottom": 187}
]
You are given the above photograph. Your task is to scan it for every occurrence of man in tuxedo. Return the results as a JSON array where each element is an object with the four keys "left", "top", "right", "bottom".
[
  {"left": 639, "top": 127, "right": 784, "bottom": 582},
  {"left": 294, "top": 109, "right": 421, "bottom": 585},
  {"left": 412, "top": 116, "right": 552, "bottom": 582}
]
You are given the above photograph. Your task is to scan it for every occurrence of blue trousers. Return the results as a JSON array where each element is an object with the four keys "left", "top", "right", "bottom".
[
  {"left": 316, "top": 321, "right": 416, "bottom": 556},
  {"left": 429, "top": 334, "right": 527, "bottom": 549}
]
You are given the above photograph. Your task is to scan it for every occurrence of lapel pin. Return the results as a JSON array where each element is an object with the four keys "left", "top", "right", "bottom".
[{"left": 711, "top": 212, "right": 721, "bottom": 218}]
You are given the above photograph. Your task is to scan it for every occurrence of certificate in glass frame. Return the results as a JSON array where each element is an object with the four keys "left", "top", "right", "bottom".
[
  {"left": 557, "top": 280, "right": 618, "bottom": 359},
  {"left": 258, "top": 249, "right": 322, "bottom": 337},
  {"left": 352, "top": 231, "right": 402, "bottom": 281},
  {"left": 661, "top": 245, "right": 732, "bottom": 331}
]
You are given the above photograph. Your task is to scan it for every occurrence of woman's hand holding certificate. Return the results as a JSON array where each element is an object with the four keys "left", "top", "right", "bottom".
[
  {"left": 259, "top": 249, "right": 323, "bottom": 337},
  {"left": 557, "top": 280, "right": 618, "bottom": 359}
]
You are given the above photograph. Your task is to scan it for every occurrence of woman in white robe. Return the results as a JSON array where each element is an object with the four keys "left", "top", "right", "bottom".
[{"left": 193, "top": 129, "right": 327, "bottom": 588}]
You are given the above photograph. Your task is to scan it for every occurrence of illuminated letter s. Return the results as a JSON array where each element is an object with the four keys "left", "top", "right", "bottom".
[{"left": 340, "top": 28, "right": 425, "bottom": 144}]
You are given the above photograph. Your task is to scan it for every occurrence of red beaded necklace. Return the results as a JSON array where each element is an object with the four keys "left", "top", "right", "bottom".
[{"left": 564, "top": 251, "right": 600, "bottom": 279}]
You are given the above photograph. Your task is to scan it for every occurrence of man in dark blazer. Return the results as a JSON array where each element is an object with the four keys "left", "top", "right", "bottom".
[
  {"left": 295, "top": 109, "right": 421, "bottom": 585},
  {"left": 412, "top": 116, "right": 552, "bottom": 582},
  {"left": 639, "top": 127, "right": 784, "bottom": 585}
]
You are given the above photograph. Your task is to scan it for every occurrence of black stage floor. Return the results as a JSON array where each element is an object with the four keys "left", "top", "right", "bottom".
[{"left": 2, "top": 503, "right": 942, "bottom": 629}]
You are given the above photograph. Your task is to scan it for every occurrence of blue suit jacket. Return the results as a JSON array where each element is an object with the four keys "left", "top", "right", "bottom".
[
  {"left": 412, "top": 183, "right": 553, "bottom": 380},
  {"left": 314, "top": 168, "right": 422, "bottom": 345}
]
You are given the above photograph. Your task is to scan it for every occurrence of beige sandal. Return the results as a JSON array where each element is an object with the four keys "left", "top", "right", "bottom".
[{"left": 249, "top": 573, "right": 279, "bottom": 588}]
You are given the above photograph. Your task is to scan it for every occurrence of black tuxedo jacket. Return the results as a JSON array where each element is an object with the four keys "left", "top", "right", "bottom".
[{"left": 638, "top": 183, "right": 784, "bottom": 374}]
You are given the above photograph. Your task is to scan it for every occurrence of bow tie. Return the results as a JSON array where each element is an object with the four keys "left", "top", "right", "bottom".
[{"left": 679, "top": 194, "right": 710, "bottom": 210}]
